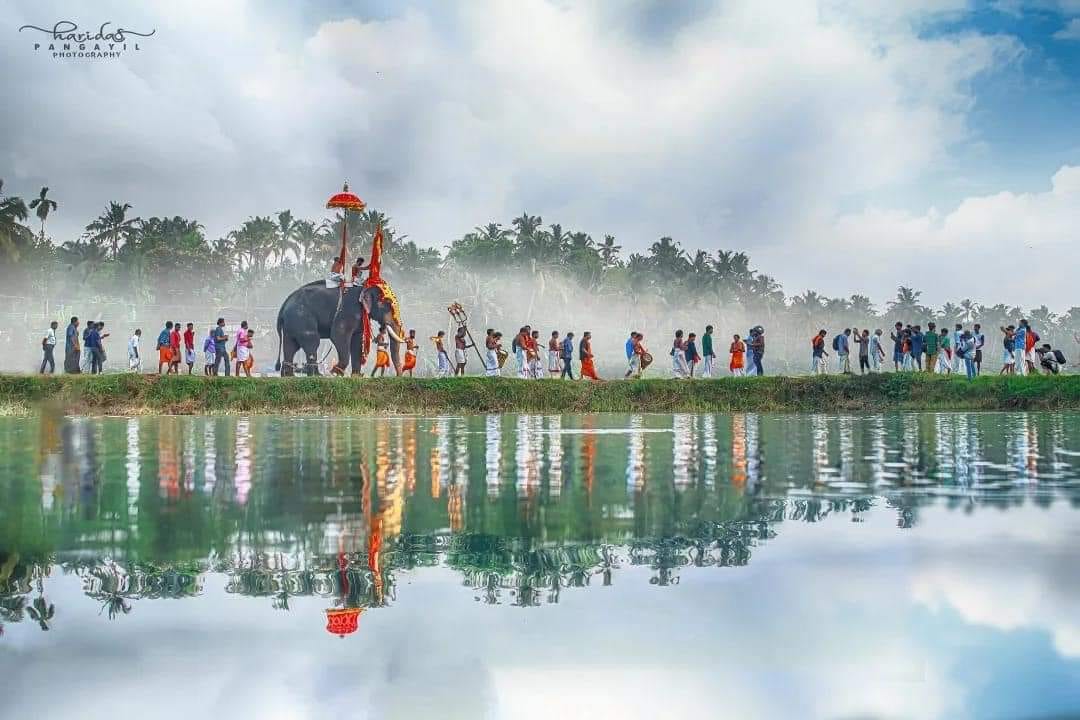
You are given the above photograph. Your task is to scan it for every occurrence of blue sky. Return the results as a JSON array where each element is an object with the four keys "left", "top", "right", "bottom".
[{"left": 4, "top": 0, "right": 1080, "bottom": 307}]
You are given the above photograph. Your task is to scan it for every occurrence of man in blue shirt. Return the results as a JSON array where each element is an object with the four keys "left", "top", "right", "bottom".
[
  {"left": 561, "top": 331, "right": 575, "bottom": 379},
  {"left": 85, "top": 322, "right": 103, "bottom": 374},
  {"left": 837, "top": 328, "right": 852, "bottom": 374},
  {"left": 1012, "top": 323, "right": 1027, "bottom": 376},
  {"left": 213, "top": 318, "right": 231, "bottom": 376},
  {"left": 64, "top": 316, "right": 81, "bottom": 373},
  {"left": 623, "top": 331, "right": 637, "bottom": 378},
  {"left": 910, "top": 325, "right": 924, "bottom": 370}
]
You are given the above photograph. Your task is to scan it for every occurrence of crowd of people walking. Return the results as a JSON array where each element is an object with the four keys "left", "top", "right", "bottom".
[
  {"left": 51, "top": 316, "right": 257, "bottom": 377},
  {"left": 40, "top": 314, "right": 1067, "bottom": 379}
]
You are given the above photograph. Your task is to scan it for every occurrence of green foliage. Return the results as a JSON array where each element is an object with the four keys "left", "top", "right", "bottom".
[{"left": 3, "top": 373, "right": 1080, "bottom": 415}]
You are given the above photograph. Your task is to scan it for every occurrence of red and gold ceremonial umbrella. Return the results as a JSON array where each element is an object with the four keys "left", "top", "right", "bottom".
[{"left": 326, "top": 182, "right": 366, "bottom": 272}]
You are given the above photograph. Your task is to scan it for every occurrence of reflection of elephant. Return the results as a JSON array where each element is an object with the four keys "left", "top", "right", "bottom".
[{"left": 274, "top": 281, "right": 405, "bottom": 376}]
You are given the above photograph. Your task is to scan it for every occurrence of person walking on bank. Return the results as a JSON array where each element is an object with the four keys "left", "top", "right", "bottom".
[
  {"left": 81, "top": 321, "right": 94, "bottom": 373},
  {"left": 890, "top": 322, "right": 904, "bottom": 371},
  {"left": 924, "top": 322, "right": 939, "bottom": 373},
  {"left": 213, "top": 318, "right": 230, "bottom": 376},
  {"left": 867, "top": 329, "right": 883, "bottom": 373},
  {"left": 973, "top": 323, "right": 985, "bottom": 375},
  {"left": 812, "top": 330, "right": 829, "bottom": 375},
  {"left": 548, "top": 331, "right": 561, "bottom": 378},
  {"left": 701, "top": 325, "right": 715, "bottom": 378},
  {"left": 580, "top": 331, "right": 600, "bottom": 381},
  {"left": 183, "top": 322, "right": 196, "bottom": 374},
  {"left": 169, "top": 320, "right": 182, "bottom": 374},
  {"left": 202, "top": 328, "right": 215, "bottom": 376},
  {"left": 911, "top": 325, "right": 925, "bottom": 371},
  {"left": 936, "top": 328, "right": 952, "bottom": 374},
  {"left": 64, "top": 316, "right": 80, "bottom": 374},
  {"left": 852, "top": 328, "right": 870, "bottom": 374},
  {"left": 157, "top": 322, "right": 173, "bottom": 375},
  {"left": 834, "top": 328, "right": 852, "bottom": 374},
  {"left": 959, "top": 330, "right": 977, "bottom": 380},
  {"left": 750, "top": 327, "right": 765, "bottom": 376},
  {"left": 128, "top": 329, "right": 142, "bottom": 372},
  {"left": 952, "top": 323, "right": 964, "bottom": 374},
  {"left": 560, "top": 331, "right": 575, "bottom": 379},
  {"left": 685, "top": 332, "right": 701, "bottom": 377},
  {"left": 729, "top": 334, "right": 746, "bottom": 376},
  {"left": 86, "top": 321, "right": 104, "bottom": 375},
  {"left": 40, "top": 320, "right": 58, "bottom": 374}
]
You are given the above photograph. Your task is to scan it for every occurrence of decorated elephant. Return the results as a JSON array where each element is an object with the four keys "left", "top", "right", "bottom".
[{"left": 274, "top": 281, "right": 406, "bottom": 376}]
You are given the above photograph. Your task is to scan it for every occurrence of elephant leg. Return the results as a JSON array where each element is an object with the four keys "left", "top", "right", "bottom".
[
  {"left": 330, "top": 329, "right": 352, "bottom": 376},
  {"left": 299, "top": 335, "right": 320, "bottom": 376},
  {"left": 281, "top": 335, "right": 302, "bottom": 377},
  {"left": 350, "top": 332, "right": 364, "bottom": 375}
]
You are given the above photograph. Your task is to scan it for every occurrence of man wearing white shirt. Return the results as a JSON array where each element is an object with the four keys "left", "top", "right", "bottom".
[
  {"left": 40, "top": 321, "right": 58, "bottom": 374},
  {"left": 128, "top": 329, "right": 142, "bottom": 372}
]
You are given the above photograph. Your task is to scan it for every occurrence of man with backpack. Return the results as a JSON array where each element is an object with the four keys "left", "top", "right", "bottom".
[
  {"left": 1036, "top": 344, "right": 1066, "bottom": 375},
  {"left": 833, "top": 328, "right": 852, "bottom": 374}
]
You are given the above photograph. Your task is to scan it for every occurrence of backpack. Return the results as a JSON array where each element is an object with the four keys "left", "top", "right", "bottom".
[
  {"left": 831, "top": 335, "right": 841, "bottom": 351},
  {"left": 1054, "top": 349, "right": 1066, "bottom": 364}
]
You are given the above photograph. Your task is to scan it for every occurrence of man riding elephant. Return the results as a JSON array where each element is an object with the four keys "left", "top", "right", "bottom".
[{"left": 275, "top": 225, "right": 405, "bottom": 376}]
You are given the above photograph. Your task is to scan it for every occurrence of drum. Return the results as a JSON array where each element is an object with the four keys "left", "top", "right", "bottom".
[
  {"left": 641, "top": 352, "right": 653, "bottom": 369},
  {"left": 497, "top": 349, "right": 509, "bottom": 368}
]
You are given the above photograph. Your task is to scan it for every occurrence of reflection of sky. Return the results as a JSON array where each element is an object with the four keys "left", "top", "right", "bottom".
[
  {"left": 5, "top": 412, "right": 1080, "bottom": 718},
  {"left": 3, "top": 503, "right": 1079, "bottom": 720}
]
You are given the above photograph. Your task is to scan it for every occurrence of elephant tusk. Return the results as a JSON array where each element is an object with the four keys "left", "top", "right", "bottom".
[{"left": 386, "top": 324, "right": 405, "bottom": 344}]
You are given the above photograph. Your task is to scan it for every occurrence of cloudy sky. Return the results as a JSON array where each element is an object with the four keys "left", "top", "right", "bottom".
[{"left": 4, "top": 0, "right": 1080, "bottom": 308}]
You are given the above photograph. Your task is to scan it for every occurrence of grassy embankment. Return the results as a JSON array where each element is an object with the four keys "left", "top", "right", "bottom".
[{"left": 1, "top": 372, "right": 1079, "bottom": 415}]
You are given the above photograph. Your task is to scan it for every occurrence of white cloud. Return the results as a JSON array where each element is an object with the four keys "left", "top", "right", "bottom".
[
  {"left": 1054, "top": 17, "right": 1080, "bottom": 39},
  {"left": 2, "top": 0, "right": 1018, "bottom": 282},
  {"left": 758, "top": 165, "right": 1080, "bottom": 308}
]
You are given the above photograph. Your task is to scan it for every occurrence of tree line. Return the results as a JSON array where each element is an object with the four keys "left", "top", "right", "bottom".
[{"left": 2, "top": 179, "right": 1077, "bottom": 371}]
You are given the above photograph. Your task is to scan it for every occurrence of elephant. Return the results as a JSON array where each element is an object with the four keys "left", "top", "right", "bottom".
[{"left": 274, "top": 281, "right": 406, "bottom": 376}]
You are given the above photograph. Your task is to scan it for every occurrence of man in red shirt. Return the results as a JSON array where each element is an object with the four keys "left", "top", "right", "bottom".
[
  {"left": 183, "top": 322, "right": 196, "bottom": 375},
  {"left": 169, "top": 320, "right": 182, "bottom": 374}
]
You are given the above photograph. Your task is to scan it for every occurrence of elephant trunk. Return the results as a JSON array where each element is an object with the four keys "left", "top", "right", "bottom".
[{"left": 386, "top": 322, "right": 405, "bottom": 344}]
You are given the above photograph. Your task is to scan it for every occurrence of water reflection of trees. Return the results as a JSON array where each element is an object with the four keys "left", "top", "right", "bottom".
[{"left": 3, "top": 411, "right": 1080, "bottom": 631}]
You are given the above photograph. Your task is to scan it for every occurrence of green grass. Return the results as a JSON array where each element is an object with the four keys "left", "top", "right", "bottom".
[{"left": 2, "top": 372, "right": 1080, "bottom": 415}]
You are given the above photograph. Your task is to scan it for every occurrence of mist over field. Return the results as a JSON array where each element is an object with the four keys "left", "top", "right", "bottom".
[{"left": 1, "top": 194, "right": 1078, "bottom": 376}]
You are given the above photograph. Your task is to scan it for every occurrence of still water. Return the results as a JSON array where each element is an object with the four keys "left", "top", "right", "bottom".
[{"left": 1, "top": 412, "right": 1079, "bottom": 719}]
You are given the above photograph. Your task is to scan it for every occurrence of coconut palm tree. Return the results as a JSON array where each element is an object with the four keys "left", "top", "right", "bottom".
[
  {"left": 28, "top": 186, "right": 58, "bottom": 240},
  {"left": 886, "top": 286, "right": 925, "bottom": 320},
  {"left": 959, "top": 298, "right": 981, "bottom": 324},
  {"left": 599, "top": 234, "right": 622, "bottom": 267},
  {"left": 26, "top": 594, "right": 54, "bottom": 631},
  {"left": 273, "top": 209, "right": 302, "bottom": 266},
  {"left": 0, "top": 180, "right": 33, "bottom": 262},
  {"left": 85, "top": 201, "right": 140, "bottom": 258}
]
